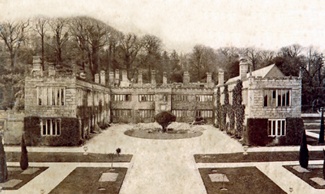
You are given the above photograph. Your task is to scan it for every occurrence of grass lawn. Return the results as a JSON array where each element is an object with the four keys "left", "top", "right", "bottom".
[
  {"left": 6, "top": 152, "right": 132, "bottom": 163},
  {"left": 124, "top": 128, "right": 202, "bottom": 139},
  {"left": 49, "top": 167, "right": 127, "bottom": 194},
  {"left": 284, "top": 165, "right": 325, "bottom": 189},
  {"left": 0, "top": 166, "right": 47, "bottom": 190},
  {"left": 195, "top": 151, "right": 324, "bottom": 163},
  {"left": 199, "top": 167, "right": 285, "bottom": 194}
]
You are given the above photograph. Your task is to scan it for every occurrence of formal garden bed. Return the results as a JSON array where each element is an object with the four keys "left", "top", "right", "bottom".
[
  {"left": 284, "top": 165, "right": 325, "bottom": 189},
  {"left": 124, "top": 122, "right": 204, "bottom": 140},
  {"left": 199, "top": 167, "right": 285, "bottom": 194},
  {"left": 6, "top": 152, "right": 132, "bottom": 163},
  {"left": 49, "top": 167, "right": 127, "bottom": 194},
  {"left": 195, "top": 151, "right": 324, "bottom": 163},
  {"left": 0, "top": 166, "right": 48, "bottom": 190}
]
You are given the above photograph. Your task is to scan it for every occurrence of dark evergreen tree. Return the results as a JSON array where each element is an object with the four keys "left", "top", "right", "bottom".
[
  {"left": 323, "top": 149, "right": 325, "bottom": 179},
  {"left": 0, "top": 135, "right": 8, "bottom": 183},
  {"left": 299, "top": 130, "right": 309, "bottom": 169},
  {"left": 20, "top": 135, "right": 29, "bottom": 170}
]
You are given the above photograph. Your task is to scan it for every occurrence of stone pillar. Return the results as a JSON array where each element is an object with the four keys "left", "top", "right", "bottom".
[
  {"left": 100, "top": 70, "right": 106, "bottom": 85},
  {"left": 183, "top": 71, "right": 190, "bottom": 84},
  {"left": 95, "top": 74, "right": 99, "bottom": 83},
  {"left": 163, "top": 72, "right": 167, "bottom": 85},
  {"left": 218, "top": 69, "right": 224, "bottom": 86},
  {"left": 151, "top": 70, "right": 156, "bottom": 85},
  {"left": 239, "top": 57, "right": 249, "bottom": 80}
]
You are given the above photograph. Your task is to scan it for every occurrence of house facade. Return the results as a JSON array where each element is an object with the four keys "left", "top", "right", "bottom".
[{"left": 215, "top": 57, "right": 303, "bottom": 146}]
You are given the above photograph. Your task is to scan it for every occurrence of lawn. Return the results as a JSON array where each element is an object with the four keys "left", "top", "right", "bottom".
[
  {"left": 284, "top": 165, "right": 325, "bottom": 189},
  {"left": 49, "top": 167, "right": 127, "bottom": 194},
  {"left": 199, "top": 167, "right": 285, "bottom": 194},
  {"left": 6, "top": 152, "right": 132, "bottom": 163},
  {"left": 0, "top": 166, "right": 47, "bottom": 190},
  {"left": 195, "top": 151, "right": 324, "bottom": 163}
]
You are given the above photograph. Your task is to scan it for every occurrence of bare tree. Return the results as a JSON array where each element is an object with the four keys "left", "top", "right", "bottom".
[
  {"left": 117, "top": 33, "right": 143, "bottom": 79},
  {"left": 32, "top": 17, "right": 48, "bottom": 70},
  {"left": 49, "top": 18, "right": 69, "bottom": 66},
  {"left": 0, "top": 20, "right": 29, "bottom": 68}
]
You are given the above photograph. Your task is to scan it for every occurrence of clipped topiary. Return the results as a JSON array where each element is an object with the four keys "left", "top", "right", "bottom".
[
  {"left": 299, "top": 130, "right": 309, "bottom": 169},
  {"left": 319, "top": 110, "right": 324, "bottom": 144},
  {"left": 0, "top": 135, "right": 8, "bottom": 183},
  {"left": 323, "top": 149, "right": 325, "bottom": 179},
  {"left": 154, "top": 111, "right": 176, "bottom": 132},
  {"left": 20, "top": 135, "right": 29, "bottom": 170}
]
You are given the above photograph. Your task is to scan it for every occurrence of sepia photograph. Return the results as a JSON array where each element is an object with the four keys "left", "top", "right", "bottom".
[{"left": 0, "top": 0, "right": 325, "bottom": 193}]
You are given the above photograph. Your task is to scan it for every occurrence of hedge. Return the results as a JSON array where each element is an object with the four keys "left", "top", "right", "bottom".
[
  {"left": 279, "top": 118, "right": 304, "bottom": 145},
  {"left": 24, "top": 117, "right": 81, "bottom": 146},
  {"left": 246, "top": 118, "right": 273, "bottom": 146}
]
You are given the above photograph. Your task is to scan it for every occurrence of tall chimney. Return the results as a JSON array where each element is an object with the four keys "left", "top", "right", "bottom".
[
  {"left": 31, "top": 56, "right": 43, "bottom": 76},
  {"left": 183, "top": 71, "right": 190, "bottom": 84},
  {"left": 100, "top": 70, "right": 106, "bottom": 85},
  {"left": 151, "top": 70, "right": 156, "bottom": 85},
  {"left": 95, "top": 73, "right": 99, "bottom": 83},
  {"left": 206, "top": 72, "right": 212, "bottom": 84},
  {"left": 239, "top": 57, "right": 249, "bottom": 80},
  {"left": 109, "top": 71, "right": 114, "bottom": 85},
  {"left": 138, "top": 70, "right": 143, "bottom": 85},
  {"left": 218, "top": 69, "right": 224, "bottom": 85},
  {"left": 115, "top": 69, "right": 120, "bottom": 86},
  {"left": 48, "top": 64, "right": 56, "bottom": 76},
  {"left": 163, "top": 72, "right": 167, "bottom": 85}
]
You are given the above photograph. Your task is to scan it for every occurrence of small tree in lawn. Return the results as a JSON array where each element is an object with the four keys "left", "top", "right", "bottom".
[
  {"left": 154, "top": 111, "right": 176, "bottom": 132},
  {"left": 20, "top": 135, "right": 29, "bottom": 170},
  {"left": 319, "top": 109, "right": 324, "bottom": 144},
  {"left": 0, "top": 135, "right": 8, "bottom": 183},
  {"left": 299, "top": 130, "right": 309, "bottom": 169}
]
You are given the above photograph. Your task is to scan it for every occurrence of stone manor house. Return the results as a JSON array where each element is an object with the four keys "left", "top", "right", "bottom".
[{"left": 2, "top": 56, "right": 302, "bottom": 146}]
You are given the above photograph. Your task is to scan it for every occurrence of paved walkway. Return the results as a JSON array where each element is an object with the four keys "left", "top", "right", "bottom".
[{"left": 3, "top": 124, "right": 325, "bottom": 194}]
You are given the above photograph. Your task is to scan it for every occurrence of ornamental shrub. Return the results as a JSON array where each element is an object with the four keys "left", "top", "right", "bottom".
[
  {"left": 154, "top": 111, "right": 176, "bottom": 132},
  {"left": 299, "top": 130, "right": 309, "bottom": 169},
  {"left": 20, "top": 135, "right": 29, "bottom": 170},
  {"left": 0, "top": 135, "right": 8, "bottom": 183}
]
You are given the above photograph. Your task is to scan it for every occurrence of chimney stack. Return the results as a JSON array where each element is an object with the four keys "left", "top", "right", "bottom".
[
  {"left": 206, "top": 72, "right": 212, "bottom": 84},
  {"left": 48, "top": 64, "right": 56, "bottom": 76},
  {"left": 109, "top": 71, "right": 114, "bottom": 85},
  {"left": 183, "top": 71, "right": 190, "bottom": 84},
  {"left": 151, "top": 70, "right": 156, "bottom": 85},
  {"left": 218, "top": 69, "right": 224, "bottom": 85},
  {"left": 31, "top": 56, "right": 43, "bottom": 76},
  {"left": 115, "top": 69, "right": 120, "bottom": 86},
  {"left": 163, "top": 72, "right": 167, "bottom": 85},
  {"left": 95, "top": 73, "right": 99, "bottom": 83},
  {"left": 239, "top": 57, "right": 249, "bottom": 80},
  {"left": 138, "top": 70, "right": 143, "bottom": 85},
  {"left": 100, "top": 70, "right": 106, "bottom": 85}
]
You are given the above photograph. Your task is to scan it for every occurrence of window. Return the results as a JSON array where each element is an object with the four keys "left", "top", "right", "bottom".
[
  {"left": 139, "top": 109, "right": 155, "bottom": 118},
  {"left": 196, "top": 95, "right": 213, "bottom": 102},
  {"left": 40, "top": 119, "right": 61, "bottom": 136},
  {"left": 172, "top": 95, "right": 189, "bottom": 101},
  {"left": 37, "top": 87, "right": 65, "bottom": 106},
  {"left": 112, "top": 94, "right": 131, "bottom": 101},
  {"left": 268, "top": 119, "right": 286, "bottom": 136},
  {"left": 195, "top": 110, "right": 213, "bottom": 118},
  {"left": 172, "top": 110, "right": 190, "bottom": 117},
  {"left": 138, "top": 94, "right": 154, "bottom": 102},
  {"left": 112, "top": 109, "right": 131, "bottom": 117},
  {"left": 263, "top": 89, "right": 290, "bottom": 107}
]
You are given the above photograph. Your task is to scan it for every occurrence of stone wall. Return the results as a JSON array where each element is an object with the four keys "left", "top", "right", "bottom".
[{"left": 0, "top": 110, "right": 24, "bottom": 145}]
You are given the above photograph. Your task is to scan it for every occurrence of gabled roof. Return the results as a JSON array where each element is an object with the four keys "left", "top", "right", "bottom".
[{"left": 226, "top": 64, "right": 285, "bottom": 84}]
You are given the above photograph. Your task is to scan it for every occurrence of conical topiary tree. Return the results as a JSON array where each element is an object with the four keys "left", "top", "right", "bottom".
[
  {"left": 323, "top": 149, "right": 325, "bottom": 179},
  {"left": 299, "top": 130, "right": 309, "bottom": 169},
  {"left": 319, "top": 109, "right": 324, "bottom": 144},
  {"left": 0, "top": 135, "right": 8, "bottom": 183},
  {"left": 20, "top": 135, "right": 29, "bottom": 170}
]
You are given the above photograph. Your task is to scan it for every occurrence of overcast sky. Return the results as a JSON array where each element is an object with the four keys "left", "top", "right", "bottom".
[{"left": 1, "top": 0, "right": 325, "bottom": 53}]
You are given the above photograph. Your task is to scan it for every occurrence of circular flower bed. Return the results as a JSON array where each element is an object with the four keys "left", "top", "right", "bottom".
[{"left": 124, "top": 122, "right": 204, "bottom": 140}]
